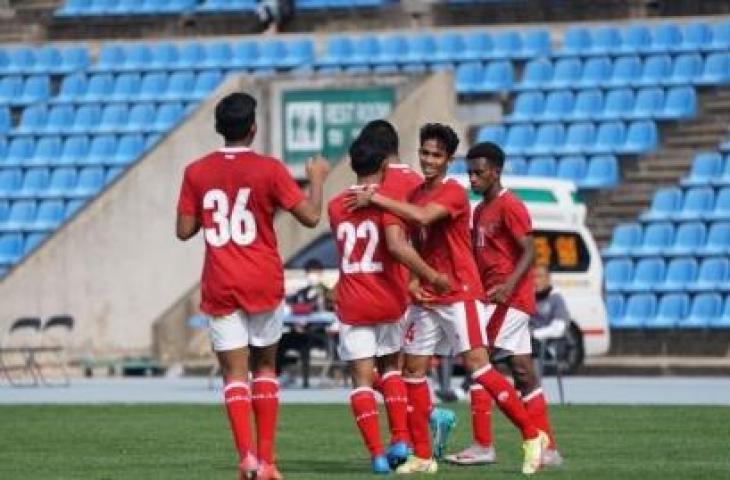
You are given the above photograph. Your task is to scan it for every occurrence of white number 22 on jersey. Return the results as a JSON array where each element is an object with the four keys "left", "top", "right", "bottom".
[
  {"left": 336, "top": 220, "right": 383, "bottom": 274},
  {"left": 203, "top": 188, "right": 256, "bottom": 247}
]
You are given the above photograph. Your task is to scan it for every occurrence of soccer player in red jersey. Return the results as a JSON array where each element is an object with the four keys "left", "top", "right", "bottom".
[
  {"left": 347, "top": 124, "right": 547, "bottom": 475},
  {"left": 329, "top": 137, "right": 450, "bottom": 474},
  {"left": 449, "top": 141, "right": 561, "bottom": 468},
  {"left": 175, "top": 93, "right": 330, "bottom": 480}
]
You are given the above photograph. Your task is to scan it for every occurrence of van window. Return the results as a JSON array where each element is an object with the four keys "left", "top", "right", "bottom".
[
  {"left": 533, "top": 230, "right": 590, "bottom": 273},
  {"left": 285, "top": 234, "right": 338, "bottom": 269}
]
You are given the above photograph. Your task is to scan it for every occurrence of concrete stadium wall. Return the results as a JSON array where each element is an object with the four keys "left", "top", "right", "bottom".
[{"left": 0, "top": 74, "right": 264, "bottom": 357}]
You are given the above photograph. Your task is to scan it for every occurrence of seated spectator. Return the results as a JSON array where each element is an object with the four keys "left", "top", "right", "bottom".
[{"left": 531, "top": 265, "right": 570, "bottom": 341}]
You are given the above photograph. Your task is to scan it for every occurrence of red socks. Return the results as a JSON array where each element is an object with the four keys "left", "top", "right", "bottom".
[
  {"left": 380, "top": 371, "right": 410, "bottom": 445},
  {"left": 472, "top": 364, "right": 538, "bottom": 440},
  {"left": 350, "top": 387, "right": 385, "bottom": 457},
  {"left": 252, "top": 373, "right": 279, "bottom": 465},
  {"left": 404, "top": 377, "right": 432, "bottom": 459},
  {"left": 470, "top": 384, "right": 493, "bottom": 447},
  {"left": 223, "top": 379, "right": 253, "bottom": 462},
  {"left": 523, "top": 388, "right": 556, "bottom": 449}
]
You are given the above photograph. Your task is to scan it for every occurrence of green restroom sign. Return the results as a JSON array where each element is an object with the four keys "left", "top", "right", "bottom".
[{"left": 282, "top": 87, "right": 396, "bottom": 164}]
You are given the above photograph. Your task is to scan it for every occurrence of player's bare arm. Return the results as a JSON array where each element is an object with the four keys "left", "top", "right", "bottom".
[
  {"left": 290, "top": 155, "right": 330, "bottom": 227},
  {"left": 384, "top": 224, "right": 450, "bottom": 294},
  {"left": 176, "top": 214, "right": 200, "bottom": 240},
  {"left": 345, "top": 189, "right": 449, "bottom": 227},
  {"left": 487, "top": 234, "right": 535, "bottom": 303}
]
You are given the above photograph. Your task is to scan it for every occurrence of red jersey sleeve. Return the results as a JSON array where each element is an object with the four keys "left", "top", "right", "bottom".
[
  {"left": 503, "top": 195, "right": 532, "bottom": 239},
  {"left": 272, "top": 161, "right": 306, "bottom": 211},
  {"left": 430, "top": 181, "right": 468, "bottom": 219},
  {"left": 177, "top": 166, "right": 199, "bottom": 217}
]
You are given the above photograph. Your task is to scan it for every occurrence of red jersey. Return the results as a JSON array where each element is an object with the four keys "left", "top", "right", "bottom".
[
  {"left": 473, "top": 189, "right": 536, "bottom": 315},
  {"left": 410, "top": 179, "right": 484, "bottom": 304},
  {"left": 177, "top": 147, "right": 306, "bottom": 316},
  {"left": 328, "top": 187, "right": 408, "bottom": 325},
  {"left": 381, "top": 163, "right": 423, "bottom": 202}
]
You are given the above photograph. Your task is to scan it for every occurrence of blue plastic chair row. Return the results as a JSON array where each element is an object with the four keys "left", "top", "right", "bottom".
[
  {"left": 0, "top": 167, "right": 106, "bottom": 203},
  {"left": 681, "top": 152, "right": 730, "bottom": 187},
  {"left": 506, "top": 87, "right": 696, "bottom": 123},
  {"left": 603, "top": 220, "right": 730, "bottom": 258},
  {"left": 559, "top": 22, "right": 730, "bottom": 57},
  {"left": 517, "top": 54, "right": 730, "bottom": 91},
  {"left": 608, "top": 292, "right": 730, "bottom": 329},
  {"left": 455, "top": 61, "right": 514, "bottom": 93},
  {"left": 196, "top": 0, "right": 258, "bottom": 12},
  {"left": 0, "top": 198, "right": 94, "bottom": 235},
  {"left": 505, "top": 154, "right": 619, "bottom": 189},
  {"left": 640, "top": 187, "right": 730, "bottom": 222},
  {"left": 55, "top": 71, "right": 222, "bottom": 103},
  {"left": 15, "top": 103, "right": 187, "bottom": 136},
  {"left": 475, "top": 121, "right": 658, "bottom": 156},
  {"left": 0, "top": 134, "right": 152, "bottom": 168},
  {"left": 297, "top": 0, "right": 394, "bottom": 8},
  {"left": 0, "top": 76, "right": 51, "bottom": 106},
  {"left": 91, "top": 40, "right": 313, "bottom": 72},
  {"left": 56, "top": 0, "right": 197, "bottom": 16},
  {"left": 0, "top": 46, "right": 88, "bottom": 75},
  {"left": 606, "top": 256, "right": 730, "bottom": 294}
]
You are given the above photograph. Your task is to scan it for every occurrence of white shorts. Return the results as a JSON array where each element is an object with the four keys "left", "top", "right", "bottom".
[
  {"left": 208, "top": 302, "right": 286, "bottom": 352},
  {"left": 402, "top": 300, "right": 488, "bottom": 356},
  {"left": 485, "top": 303, "right": 532, "bottom": 359},
  {"left": 338, "top": 321, "right": 403, "bottom": 361}
]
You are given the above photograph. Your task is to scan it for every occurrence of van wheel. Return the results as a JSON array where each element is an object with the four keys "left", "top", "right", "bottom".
[{"left": 559, "top": 323, "right": 585, "bottom": 375}]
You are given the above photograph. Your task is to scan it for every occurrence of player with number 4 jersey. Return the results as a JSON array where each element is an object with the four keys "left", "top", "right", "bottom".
[{"left": 176, "top": 93, "right": 330, "bottom": 480}]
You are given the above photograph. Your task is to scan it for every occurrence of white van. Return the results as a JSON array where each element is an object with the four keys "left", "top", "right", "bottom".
[{"left": 284, "top": 175, "right": 609, "bottom": 372}]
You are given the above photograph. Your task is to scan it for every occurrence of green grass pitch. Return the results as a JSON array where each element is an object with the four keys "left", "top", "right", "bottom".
[{"left": 0, "top": 403, "right": 728, "bottom": 479}]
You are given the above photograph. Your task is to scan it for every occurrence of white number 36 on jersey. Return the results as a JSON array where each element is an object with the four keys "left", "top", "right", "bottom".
[{"left": 203, "top": 188, "right": 257, "bottom": 247}]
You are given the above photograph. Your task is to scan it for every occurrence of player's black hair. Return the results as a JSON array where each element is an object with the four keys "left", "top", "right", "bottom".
[
  {"left": 215, "top": 92, "right": 257, "bottom": 142},
  {"left": 466, "top": 141, "right": 505, "bottom": 171},
  {"left": 419, "top": 123, "right": 459, "bottom": 156},
  {"left": 358, "top": 119, "right": 399, "bottom": 157},
  {"left": 349, "top": 136, "right": 388, "bottom": 177}
]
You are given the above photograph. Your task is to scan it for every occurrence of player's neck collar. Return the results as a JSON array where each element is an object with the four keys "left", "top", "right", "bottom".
[
  {"left": 498, "top": 188, "right": 508, "bottom": 196},
  {"left": 219, "top": 146, "right": 252, "bottom": 154}
]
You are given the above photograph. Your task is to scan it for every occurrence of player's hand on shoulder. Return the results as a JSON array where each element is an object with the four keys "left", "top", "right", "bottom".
[
  {"left": 306, "top": 155, "right": 331, "bottom": 181},
  {"left": 344, "top": 184, "right": 376, "bottom": 211},
  {"left": 429, "top": 272, "right": 452, "bottom": 295}
]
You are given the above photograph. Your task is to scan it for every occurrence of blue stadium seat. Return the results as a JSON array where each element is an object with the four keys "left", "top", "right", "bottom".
[
  {"left": 374, "top": 34, "right": 406, "bottom": 68},
  {"left": 604, "top": 258, "right": 633, "bottom": 292},
  {"left": 58, "top": 136, "right": 89, "bottom": 167},
  {"left": 69, "top": 104, "right": 102, "bottom": 134},
  {"left": 55, "top": 73, "right": 87, "bottom": 104},
  {"left": 681, "top": 152, "right": 723, "bottom": 187},
  {"left": 7, "top": 48, "right": 36, "bottom": 75},
  {"left": 666, "top": 222, "right": 707, "bottom": 256},
  {"left": 714, "top": 155, "right": 730, "bottom": 186},
  {"left": 30, "top": 199, "right": 65, "bottom": 231},
  {"left": 629, "top": 87, "right": 664, "bottom": 119},
  {"left": 492, "top": 30, "right": 523, "bottom": 59},
  {"left": 503, "top": 157, "right": 527, "bottom": 175},
  {"left": 592, "top": 121, "right": 626, "bottom": 154},
  {"left": 4, "top": 138, "right": 35, "bottom": 167},
  {"left": 147, "top": 43, "right": 178, "bottom": 70},
  {"left": 106, "top": 166, "right": 124, "bottom": 184},
  {"left": 137, "top": 72, "right": 168, "bottom": 102},
  {"left": 677, "top": 22, "right": 710, "bottom": 52},
  {"left": 522, "top": 30, "right": 550, "bottom": 57},
  {"left": 432, "top": 32, "right": 464, "bottom": 65},
  {"left": 516, "top": 58, "right": 552, "bottom": 91},
  {"left": 0, "top": 76, "right": 22, "bottom": 105},
  {"left": 539, "top": 90, "right": 573, "bottom": 122},
  {"left": 283, "top": 39, "right": 314, "bottom": 68},
  {"left": 0, "top": 232, "right": 23, "bottom": 266},
  {"left": 120, "top": 44, "right": 152, "bottom": 71},
  {"left": 113, "top": 134, "right": 144, "bottom": 165},
  {"left": 590, "top": 26, "right": 621, "bottom": 56},
  {"left": 16, "top": 168, "right": 50, "bottom": 198},
  {"left": 706, "top": 187, "right": 730, "bottom": 221},
  {"left": 28, "top": 137, "right": 63, "bottom": 167},
  {"left": 598, "top": 88, "right": 635, "bottom": 120},
  {"left": 318, "top": 36, "right": 352, "bottom": 67},
  {"left": 455, "top": 62, "right": 483, "bottom": 95},
  {"left": 65, "top": 198, "right": 86, "bottom": 218},
  {"left": 15, "top": 105, "right": 47, "bottom": 136},
  {"left": 402, "top": 34, "right": 433, "bottom": 67},
  {"left": 55, "top": 0, "right": 92, "bottom": 17},
  {"left": 527, "top": 156, "right": 557, "bottom": 177},
  {"left": 0, "top": 138, "right": 8, "bottom": 164},
  {"left": 111, "top": 73, "right": 143, "bottom": 103},
  {"left": 711, "top": 297, "right": 730, "bottom": 328},
  {"left": 0, "top": 168, "right": 22, "bottom": 196},
  {"left": 528, "top": 124, "right": 564, "bottom": 156},
  {"left": 631, "top": 221, "right": 674, "bottom": 256},
  {"left": 197, "top": 0, "right": 257, "bottom": 12},
  {"left": 656, "top": 87, "right": 696, "bottom": 120},
  {"left": 152, "top": 102, "right": 184, "bottom": 132},
  {"left": 43, "top": 167, "right": 77, "bottom": 197},
  {"left": 145, "top": 133, "right": 161, "bottom": 150},
  {"left": 82, "top": 73, "right": 114, "bottom": 103},
  {"left": 582, "top": 155, "right": 619, "bottom": 189},
  {"left": 42, "top": 105, "right": 75, "bottom": 136},
  {"left": 462, "top": 31, "right": 493, "bottom": 62},
  {"left": 665, "top": 53, "right": 703, "bottom": 85},
  {"left": 191, "top": 70, "right": 222, "bottom": 100},
  {"left": 640, "top": 187, "right": 683, "bottom": 221},
  {"left": 656, "top": 258, "right": 698, "bottom": 293},
  {"left": 619, "top": 120, "right": 657, "bottom": 154},
  {"left": 557, "top": 27, "right": 590, "bottom": 57},
  {"left": 699, "top": 221, "right": 730, "bottom": 256},
  {"left": 604, "top": 56, "right": 641, "bottom": 88},
  {"left": 15, "top": 76, "right": 50, "bottom": 106},
  {"left": 481, "top": 61, "right": 513, "bottom": 92},
  {"left": 124, "top": 103, "right": 156, "bottom": 133},
  {"left": 84, "top": 135, "right": 117, "bottom": 166},
  {"left": 505, "top": 91, "right": 544, "bottom": 123},
  {"left": 94, "top": 45, "right": 125, "bottom": 72},
  {"left": 164, "top": 70, "right": 195, "bottom": 101},
  {"left": 561, "top": 122, "right": 595, "bottom": 154},
  {"left": 708, "top": 21, "right": 730, "bottom": 51},
  {"left": 0, "top": 199, "right": 36, "bottom": 230},
  {"left": 97, "top": 104, "right": 129, "bottom": 134},
  {"left": 613, "top": 293, "right": 656, "bottom": 328},
  {"left": 230, "top": 41, "right": 259, "bottom": 69},
  {"left": 567, "top": 89, "right": 603, "bottom": 121},
  {"left": 548, "top": 58, "right": 581, "bottom": 90},
  {"left": 648, "top": 24, "right": 682, "bottom": 53},
  {"left": 556, "top": 155, "right": 587, "bottom": 184},
  {"left": 0, "top": 107, "right": 9, "bottom": 135},
  {"left": 606, "top": 293, "right": 625, "bottom": 326},
  {"left": 672, "top": 186, "right": 714, "bottom": 221},
  {"left": 32, "top": 46, "right": 62, "bottom": 74},
  {"left": 578, "top": 57, "right": 611, "bottom": 88},
  {"left": 58, "top": 46, "right": 89, "bottom": 74},
  {"left": 635, "top": 54, "right": 672, "bottom": 87},
  {"left": 687, "top": 258, "right": 729, "bottom": 292},
  {"left": 625, "top": 257, "right": 665, "bottom": 293},
  {"left": 603, "top": 222, "right": 642, "bottom": 257},
  {"left": 647, "top": 293, "right": 689, "bottom": 328},
  {"left": 680, "top": 293, "right": 722, "bottom": 328},
  {"left": 23, "top": 232, "right": 47, "bottom": 254},
  {"left": 176, "top": 42, "right": 205, "bottom": 70},
  {"left": 70, "top": 166, "right": 104, "bottom": 198},
  {"left": 696, "top": 53, "right": 730, "bottom": 85},
  {"left": 256, "top": 40, "right": 289, "bottom": 69},
  {"left": 503, "top": 124, "right": 535, "bottom": 156},
  {"left": 476, "top": 125, "right": 505, "bottom": 145},
  {"left": 619, "top": 25, "right": 652, "bottom": 54}
]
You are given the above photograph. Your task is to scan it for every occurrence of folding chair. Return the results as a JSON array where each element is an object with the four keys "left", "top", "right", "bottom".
[
  {"left": 37, "top": 315, "right": 74, "bottom": 387},
  {"left": 0, "top": 317, "right": 43, "bottom": 387},
  {"left": 533, "top": 320, "right": 569, "bottom": 404}
]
